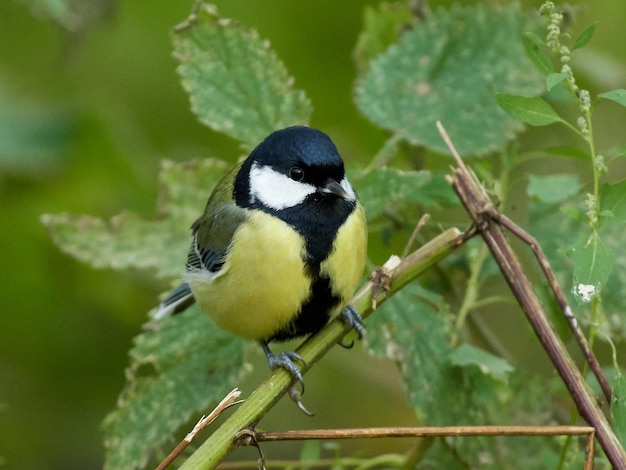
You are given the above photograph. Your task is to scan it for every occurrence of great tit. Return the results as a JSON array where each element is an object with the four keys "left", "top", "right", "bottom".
[{"left": 155, "top": 126, "right": 368, "bottom": 413}]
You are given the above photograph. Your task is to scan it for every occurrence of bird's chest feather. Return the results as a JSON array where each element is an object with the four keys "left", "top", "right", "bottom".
[{"left": 192, "top": 210, "right": 312, "bottom": 340}]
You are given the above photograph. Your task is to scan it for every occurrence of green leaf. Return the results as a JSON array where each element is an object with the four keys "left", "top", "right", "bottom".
[
  {"left": 598, "top": 89, "right": 626, "bottom": 108},
  {"left": 527, "top": 174, "right": 580, "bottom": 203},
  {"left": 496, "top": 93, "right": 566, "bottom": 126},
  {"left": 544, "top": 146, "right": 589, "bottom": 160},
  {"left": 572, "top": 22, "right": 597, "bottom": 50},
  {"left": 354, "top": 167, "right": 432, "bottom": 218},
  {"left": 522, "top": 32, "right": 554, "bottom": 76},
  {"left": 545, "top": 72, "right": 568, "bottom": 91},
  {"left": 42, "top": 159, "right": 230, "bottom": 279},
  {"left": 353, "top": 2, "right": 418, "bottom": 74},
  {"left": 611, "top": 369, "right": 626, "bottom": 449},
  {"left": 355, "top": 4, "right": 544, "bottom": 156},
  {"left": 449, "top": 344, "right": 513, "bottom": 382},
  {"left": 600, "top": 179, "right": 626, "bottom": 228},
  {"left": 172, "top": 3, "right": 312, "bottom": 151},
  {"left": 366, "top": 284, "right": 498, "bottom": 424},
  {"left": 102, "top": 307, "right": 247, "bottom": 470},
  {"left": 568, "top": 232, "right": 614, "bottom": 303}
]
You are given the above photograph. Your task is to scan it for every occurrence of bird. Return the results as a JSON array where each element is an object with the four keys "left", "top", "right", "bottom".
[{"left": 154, "top": 126, "right": 368, "bottom": 413}]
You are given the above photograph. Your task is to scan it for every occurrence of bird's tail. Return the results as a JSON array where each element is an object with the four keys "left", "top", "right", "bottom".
[{"left": 152, "top": 282, "right": 196, "bottom": 320}]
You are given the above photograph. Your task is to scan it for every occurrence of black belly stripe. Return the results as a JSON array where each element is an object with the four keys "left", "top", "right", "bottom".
[{"left": 268, "top": 276, "right": 340, "bottom": 342}]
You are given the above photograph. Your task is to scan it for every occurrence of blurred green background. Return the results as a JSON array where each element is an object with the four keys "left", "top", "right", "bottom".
[{"left": 2, "top": 0, "right": 626, "bottom": 468}]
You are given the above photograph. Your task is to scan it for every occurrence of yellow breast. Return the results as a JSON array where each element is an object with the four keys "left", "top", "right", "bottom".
[
  {"left": 188, "top": 210, "right": 312, "bottom": 340},
  {"left": 321, "top": 203, "right": 368, "bottom": 317}
]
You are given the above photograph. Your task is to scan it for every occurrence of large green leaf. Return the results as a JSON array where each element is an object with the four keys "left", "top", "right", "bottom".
[
  {"left": 366, "top": 284, "right": 506, "bottom": 425},
  {"left": 353, "top": 2, "right": 418, "bottom": 74},
  {"left": 449, "top": 344, "right": 513, "bottom": 382},
  {"left": 42, "top": 159, "right": 229, "bottom": 279},
  {"left": 527, "top": 174, "right": 580, "bottom": 203},
  {"left": 355, "top": 4, "right": 543, "bottom": 156},
  {"left": 355, "top": 167, "right": 431, "bottom": 219},
  {"left": 102, "top": 307, "right": 247, "bottom": 470},
  {"left": 172, "top": 3, "right": 312, "bottom": 151}
]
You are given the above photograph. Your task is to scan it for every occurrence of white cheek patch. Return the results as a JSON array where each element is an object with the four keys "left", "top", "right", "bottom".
[
  {"left": 340, "top": 177, "right": 357, "bottom": 201},
  {"left": 249, "top": 163, "right": 316, "bottom": 210}
]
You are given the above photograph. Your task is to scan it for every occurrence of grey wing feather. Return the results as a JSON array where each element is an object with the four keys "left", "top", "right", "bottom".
[
  {"left": 187, "top": 203, "right": 247, "bottom": 274},
  {"left": 154, "top": 203, "right": 247, "bottom": 320}
]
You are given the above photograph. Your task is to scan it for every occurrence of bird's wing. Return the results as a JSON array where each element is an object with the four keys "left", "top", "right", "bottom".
[
  {"left": 153, "top": 204, "right": 246, "bottom": 319},
  {"left": 187, "top": 202, "right": 247, "bottom": 275}
]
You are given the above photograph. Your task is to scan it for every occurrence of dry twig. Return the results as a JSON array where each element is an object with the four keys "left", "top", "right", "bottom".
[
  {"left": 438, "top": 121, "right": 626, "bottom": 469},
  {"left": 156, "top": 388, "right": 243, "bottom": 470}
]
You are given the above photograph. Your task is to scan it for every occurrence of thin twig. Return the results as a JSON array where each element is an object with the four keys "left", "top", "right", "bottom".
[
  {"left": 156, "top": 389, "right": 243, "bottom": 470},
  {"left": 401, "top": 213, "right": 431, "bottom": 258},
  {"left": 495, "top": 212, "right": 612, "bottom": 403},
  {"left": 437, "top": 121, "right": 626, "bottom": 469},
  {"left": 254, "top": 425, "right": 595, "bottom": 441}
]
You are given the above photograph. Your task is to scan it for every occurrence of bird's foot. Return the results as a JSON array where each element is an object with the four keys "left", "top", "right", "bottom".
[
  {"left": 337, "top": 305, "right": 366, "bottom": 349},
  {"left": 261, "top": 343, "right": 313, "bottom": 416}
]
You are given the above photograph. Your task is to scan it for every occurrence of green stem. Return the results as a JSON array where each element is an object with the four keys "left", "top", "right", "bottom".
[
  {"left": 178, "top": 228, "right": 463, "bottom": 469},
  {"left": 452, "top": 242, "right": 489, "bottom": 345}
]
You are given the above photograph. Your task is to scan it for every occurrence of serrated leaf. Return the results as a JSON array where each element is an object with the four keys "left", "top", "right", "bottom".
[
  {"left": 568, "top": 232, "right": 614, "bottom": 303},
  {"left": 598, "top": 89, "right": 626, "bottom": 108},
  {"left": 527, "top": 174, "right": 580, "bottom": 203},
  {"left": 366, "top": 284, "right": 496, "bottom": 424},
  {"left": 611, "top": 369, "right": 626, "bottom": 449},
  {"left": 172, "top": 3, "right": 312, "bottom": 150},
  {"left": 353, "top": 2, "right": 418, "bottom": 74},
  {"left": 522, "top": 32, "right": 554, "bottom": 76},
  {"left": 355, "top": 4, "right": 544, "bottom": 156},
  {"left": 573, "top": 22, "right": 597, "bottom": 50},
  {"left": 496, "top": 93, "right": 565, "bottom": 126},
  {"left": 546, "top": 72, "right": 568, "bottom": 91},
  {"left": 600, "top": 179, "right": 626, "bottom": 228},
  {"left": 354, "top": 167, "right": 432, "bottom": 218},
  {"left": 42, "top": 159, "right": 230, "bottom": 279},
  {"left": 449, "top": 344, "right": 513, "bottom": 382},
  {"left": 102, "top": 307, "right": 247, "bottom": 470}
]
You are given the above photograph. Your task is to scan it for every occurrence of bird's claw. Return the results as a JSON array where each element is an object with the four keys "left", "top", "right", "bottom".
[
  {"left": 288, "top": 386, "right": 314, "bottom": 416},
  {"left": 338, "top": 305, "right": 366, "bottom": 347},
  {"left": 265, "top": 350, "right": 306, "bottom": 394},
  {"left": 261, "top": 343, "right": 313, "bottom": 414}
]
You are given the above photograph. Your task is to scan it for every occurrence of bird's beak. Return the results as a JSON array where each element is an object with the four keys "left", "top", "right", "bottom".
[{"left": 318, "top": 178, "right": 350, "bottom": 199}]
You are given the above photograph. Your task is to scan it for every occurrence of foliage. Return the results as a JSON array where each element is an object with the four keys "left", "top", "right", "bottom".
[
  {"left": 172, "top": 3, "right": 312, "bottom": 152},
  {"left": 28, "top": 0, "right": 626, "bottom": 468},
  {"left": 355, "top": 3, "right": 544, "bottom": 156},
  {"left": 102, "top": 307, "right": 246, "bottom": 470}
]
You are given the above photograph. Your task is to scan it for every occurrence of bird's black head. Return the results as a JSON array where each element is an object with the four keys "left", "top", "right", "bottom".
[{"left": 234, "top": 126, "right": 358, "bottom": 265}]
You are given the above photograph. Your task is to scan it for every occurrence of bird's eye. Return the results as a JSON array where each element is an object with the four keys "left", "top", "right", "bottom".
[{"left": 288, "top": 166, "right": 304, "bottom": 181}]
